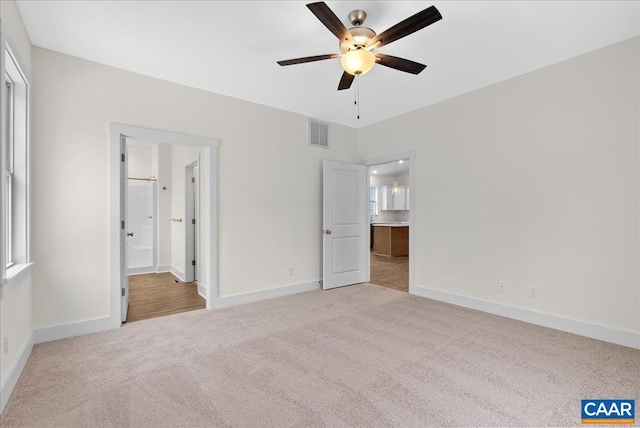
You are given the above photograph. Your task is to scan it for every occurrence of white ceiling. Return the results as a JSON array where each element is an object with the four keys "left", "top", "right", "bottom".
[{"left": 16, "top": 1, "right": 640, "bottom": 128}]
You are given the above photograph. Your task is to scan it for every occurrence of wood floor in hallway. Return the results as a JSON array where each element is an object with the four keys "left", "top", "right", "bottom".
[
  {"left": 126, "top": 272, "right": 205, "bottom": 323},
  {"left": 370, "top": 249, "right": 409, "bottom": 292}
]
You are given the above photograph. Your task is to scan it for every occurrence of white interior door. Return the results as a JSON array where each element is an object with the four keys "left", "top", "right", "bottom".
[
  {"left": 185, "top": 161, "right": 198, "bottom": 283},
  {"left": 322, "top": 160, "right": 368, "bottom": 289},
  {"left": 120, "top": 138, "right": 129, "bottom": 322}
]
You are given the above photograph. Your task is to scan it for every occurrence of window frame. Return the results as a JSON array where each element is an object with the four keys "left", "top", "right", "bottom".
[
  {"left": 5, "top": 77, "right": 14, "bottom": 268},
  {"left": 1, "top": 26, "right": 32, "bottom": 285}
]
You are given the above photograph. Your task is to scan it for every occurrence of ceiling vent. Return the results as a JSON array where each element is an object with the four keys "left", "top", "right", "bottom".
[{"left": 309, "top": 119, "right": 329, "bottom": 148}]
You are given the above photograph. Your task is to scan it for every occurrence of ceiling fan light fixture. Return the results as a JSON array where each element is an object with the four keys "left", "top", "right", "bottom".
[{"left": 341, "top": 48, "right": 375, "bottom": 76}]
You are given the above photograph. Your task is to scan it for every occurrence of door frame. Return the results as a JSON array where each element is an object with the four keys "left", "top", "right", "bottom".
[
  {"left": 109, "top": 124, "right": 219, "bottom": 329},
  {"left": 361, "top": 151, "right": 416, "bottom": 293}
]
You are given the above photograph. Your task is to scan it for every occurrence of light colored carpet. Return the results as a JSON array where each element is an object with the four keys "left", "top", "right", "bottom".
[{"left": 1, "top": 284, "right": 638, "bottom": 427}]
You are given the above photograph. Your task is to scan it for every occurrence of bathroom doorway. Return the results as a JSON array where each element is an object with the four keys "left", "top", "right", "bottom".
[
  {"left": 125, "top": 139, "right": 205, "bottom": 322},
  {"left": 109, "top": 124, "right": 219, "bottom": 328}
]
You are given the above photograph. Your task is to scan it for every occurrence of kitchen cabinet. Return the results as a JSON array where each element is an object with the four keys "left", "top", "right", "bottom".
[
  {"left": 373, "top": 225, "right": 409, "bottom": 257},
  {"left": 378, "top": 186, "right": 409, "bottom": 211}
]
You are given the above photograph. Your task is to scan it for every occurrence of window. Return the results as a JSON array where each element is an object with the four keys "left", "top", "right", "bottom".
[
  {"left": 369, "top": 186, "right": 378, "bottom": 216},
  {"left": 2, "top": 43, "right": 30, "bottom": 279}
]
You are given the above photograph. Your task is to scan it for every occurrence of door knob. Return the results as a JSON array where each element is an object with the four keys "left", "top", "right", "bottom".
[
  {"left": 325, "top": 230, "right": 332, "bottom": 235},
  {"left": 127, "top": 232, "right": 134, "bottom": 237}
]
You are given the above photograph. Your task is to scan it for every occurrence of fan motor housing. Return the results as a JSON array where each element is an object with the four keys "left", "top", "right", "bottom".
[{"left": 340, "top": 26, "right": 377, "bottom": 53}]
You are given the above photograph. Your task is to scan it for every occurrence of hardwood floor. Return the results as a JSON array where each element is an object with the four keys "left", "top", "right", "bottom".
[
  {"left": 126, "top": 272, "right": 205, "bottom": 323},
  {"left": 370, "top": 249, "right": 409, "bottom": 292}
]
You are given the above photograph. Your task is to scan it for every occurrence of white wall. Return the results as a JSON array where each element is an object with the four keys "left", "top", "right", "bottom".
[
  {"left": 153, "top": 143, "right": 172, "bottom": 269},
  {"left": 30, "top": 47, "right": 358, "bottom": 329},
  {"left": 370, "top": 171, "right": 409, "bottom": 187},
  {"left": 0, "top": 0, "right": 32, "bottom": 408},
  {"left": 127, "top": 146, "right": 152, "bottom": 179},
  {"left": 358, "top": 37, "right": 640, "bottom": 335}
]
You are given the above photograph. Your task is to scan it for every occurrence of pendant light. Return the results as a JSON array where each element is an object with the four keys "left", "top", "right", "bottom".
[{"left": 392, "top": 161, "right": 399, "bottom": 195}]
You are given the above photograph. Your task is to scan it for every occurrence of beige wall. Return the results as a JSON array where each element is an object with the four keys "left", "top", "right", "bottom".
[
  {"left": 0, "top": 0, "right": 32, "bottom": 397},
  {"left": 30, "top": 47, "right": 358, "bottom": 329},
  {"left": 358, "top": 37, "right": 640, "bottom": 334}
]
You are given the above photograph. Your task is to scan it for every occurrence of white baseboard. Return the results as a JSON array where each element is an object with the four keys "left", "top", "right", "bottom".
[
  {"left": 0, "top": 331, "right": 34, "bottom": 414},
  {"left": 411, "top": 285, "right": 640, "bottom": 350},
  {"left": 156, "top": 264, "right": 171, "bottom": 273},
  {"left": 127, "top": 266, "right": 156, "bottom": 276},
  {"left": 170, "top": 266, "right": 186, "bottom": 282},
  {"left": 33, "top": 316, "right": 115, "bottom": 345},
  {"left": 197, "top": 283, "right": 206, "bottom": 299},
  {"left": 216, "top": 281, "right": 321, "bottom": 309}
]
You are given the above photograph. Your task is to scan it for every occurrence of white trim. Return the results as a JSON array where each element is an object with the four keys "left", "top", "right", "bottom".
[
  {"left": 361, "top": 152, "right": 416, "bottom": 290},
  {"left": 0, "top": 330, "right": 33, "bottom": 414},
  {"left": 156, "top": 264, "right": 171, "bottom": 273},
  {"left": 127, "top": 266, "right": 156, "bottom": 276},
  {"left": 33, "top": 317, "right": 113, "bottom": 344},
  {"left": 197, "top": 283, "right": 206, "bottom": 299},
  {"left": 0, "top": 21, "right": 6, "bottom": 289},
  {"left": 170, "top": 265, "right": 186, "bottom": 283},
  {"left": 216, "top": 281, "right": 321, "bottom": 309},
  {"left": 412, "top": 285, "right": 640, "bottom": 350},
  {"left": 2, "top": 261, "right": 33, "bottom": 286},
  {"left": 109, "top": 123, "right": 219, "bottom": 327}
]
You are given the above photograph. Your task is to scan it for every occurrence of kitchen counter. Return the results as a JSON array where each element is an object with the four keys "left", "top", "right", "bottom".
[{"left": 372, "top": 223, "right": 409, "bottom": 227}]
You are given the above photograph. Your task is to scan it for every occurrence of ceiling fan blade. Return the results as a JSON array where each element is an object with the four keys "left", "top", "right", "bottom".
[
  {"left": 370, "top": 6, "right": 442, "bottom": 49},
  {"left": 307, "top": 2, "right": 355, "bottom": 45},
  {"left": 337, "top": 71, "right": 355, "bottom": 90},
  {"left": 376, "top": 54, "right": 427, "bottom": 75},
  {"left": 277, "top": 54, "right": 339, "bottom": 66}
]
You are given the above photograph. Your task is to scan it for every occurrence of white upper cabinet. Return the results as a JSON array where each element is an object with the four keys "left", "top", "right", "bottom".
[{"left": 378, "top": 186, "right": 409, "bottom": 211}]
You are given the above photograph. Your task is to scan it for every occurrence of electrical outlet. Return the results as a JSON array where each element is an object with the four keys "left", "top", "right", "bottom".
[
  {"left": 529, "top": 286, "right": 539, "bottom": 298},
  {"left": 3, "top": 336, "right": 8, "bottom": 354},
  {"left": 498, "top": 281, "right": 506, "bottom": 293},
  {"left": 287, "top": 267, "right": 294, "bottom": 276}
]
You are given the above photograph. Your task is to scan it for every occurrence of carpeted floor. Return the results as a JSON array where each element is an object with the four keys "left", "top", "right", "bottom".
[{"left": 1, "top": 284, "right": 639, "bottom": 427}]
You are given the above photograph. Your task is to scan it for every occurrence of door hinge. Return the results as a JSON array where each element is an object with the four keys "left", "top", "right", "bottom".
[
  {"left": 121, "top": 288, "right": 125, "bottom": 297},
  {"left": 121, "top": 153, "right": 125, "bottom": 162},
  {"left": 191, "top": 219, "right": 196, "bottom": 225},
  {"left": 191, "top": 177, "right": 195, "bottom": 183},
  {"left": 192, "top": 260, "right": 196, "bottom": 266},
  {"left": 121, "top": 220, "right": 125, "bottom": 230}
]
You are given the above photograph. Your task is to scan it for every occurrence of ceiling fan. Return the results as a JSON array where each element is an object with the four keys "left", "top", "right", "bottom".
[{"left": 277, "top": 2, "right": 442, "bottom": 90}]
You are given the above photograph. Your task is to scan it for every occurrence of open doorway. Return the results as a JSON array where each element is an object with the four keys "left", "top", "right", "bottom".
[
  {"left": 362, "top": 152, "right": 415, "bottom": 294},
  {"left": 109, "top": 124, "right": 218, "bottom": 329},
  {"left": 124, "top": 140, "right": 205, "bottom": 322},
  {"left": 368, "top": 159, "right": 410, "bottom": 292}
]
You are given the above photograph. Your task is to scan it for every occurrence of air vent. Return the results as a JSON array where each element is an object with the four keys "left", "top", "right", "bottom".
[{"left": 309, "top": 120, "right": 328, "bottom": 148}]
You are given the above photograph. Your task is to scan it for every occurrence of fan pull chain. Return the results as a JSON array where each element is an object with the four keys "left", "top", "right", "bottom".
[{"left": 356, "top": 74, "right": 360, "bottom": 120}]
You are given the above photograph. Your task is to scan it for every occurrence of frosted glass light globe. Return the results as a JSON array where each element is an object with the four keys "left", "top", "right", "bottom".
[{"left": 341, "top": 49, "right": 375, "bottom": 76}]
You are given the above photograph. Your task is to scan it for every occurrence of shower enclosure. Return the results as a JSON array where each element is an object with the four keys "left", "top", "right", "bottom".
[{"left": 127, "top": 180, "right": 157, "bottom": 274}]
